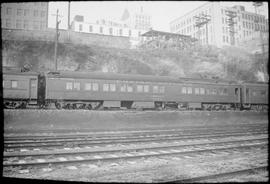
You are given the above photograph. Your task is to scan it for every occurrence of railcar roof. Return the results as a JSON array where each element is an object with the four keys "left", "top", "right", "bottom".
[
  {"left": 2, "top": 70, "right": 39, "bottom": 76},
  {"left": 46, "top": 71, "right": 237, "bottom": 85}
]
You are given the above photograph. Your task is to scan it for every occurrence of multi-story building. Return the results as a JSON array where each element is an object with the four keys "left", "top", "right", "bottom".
[
  {"left": 71, "top": 15, "right": 146, "bottom": 38},
  {"left": 1, "top": 2, "right": 48, "bottom": 30},
  {"left": 170, "top": 2, "right": 268, "bottom": 48},
  {"left": 121, "top": 7, "right": 152, "bottom": 31}
]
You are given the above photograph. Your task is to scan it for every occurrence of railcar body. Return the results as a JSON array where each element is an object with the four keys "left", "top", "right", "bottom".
[
  {"left": 241, "top": 82, "right": 268, "bottom": 110},
  {"left": 2, "top": 70, "right": 39, "bottom": 108},
  {"left": 43, "top": 71, "right": 243, "bottom": 110}
]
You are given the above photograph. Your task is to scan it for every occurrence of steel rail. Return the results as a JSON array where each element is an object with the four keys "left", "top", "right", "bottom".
[
  {"left": 3, "top": 141, "right": 267, "bottom": 167},
  {"left": 4, "top": 137, "right": 268, "bottom": 158},
  {"left": 4, "top": 131, "right": 267, "bottom": 149},
  {"left": 157, "top": 166, "right": 268, "bottom": 183}
]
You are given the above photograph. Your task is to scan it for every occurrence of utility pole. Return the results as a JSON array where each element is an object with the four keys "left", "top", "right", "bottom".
[
  {"left": 53, "top": 9, "right": 61, "bottom": 71},
  {"left": 68, "top": 1, "right": 71, "bottom": 41},
  {"left": 194, "top": 13, "right": 211, "bottom": 45},
  {"left": 225, "top": 10, "right": 237, "bottom": 46}
]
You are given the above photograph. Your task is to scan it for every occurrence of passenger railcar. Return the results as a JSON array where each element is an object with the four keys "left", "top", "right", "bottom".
[
  {"left": 43, "top": 71, "right": 243, "bottom": 110},
  {"left": 3, "top": 69, "right": 39, "bottom": 108},
  {"left": 241, "top": 82, "right": 268, "bottom": 111}
]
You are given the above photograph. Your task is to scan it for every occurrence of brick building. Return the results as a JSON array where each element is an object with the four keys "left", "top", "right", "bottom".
[
  {"left": 170, "top": 2, "right": 268, "bottom": 48},
  {"left": 1, "top": 2, "right": 48, "bottom": 30}
]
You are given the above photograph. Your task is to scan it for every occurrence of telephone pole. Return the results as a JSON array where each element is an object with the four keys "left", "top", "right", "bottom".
[
  {"left": 194, "top": 14, "right": 211, "bottom": 45},
  {"left": 225, "top": 10, "right": 237, "bottom": 46},
  {"left": 53, "top": 9, "right": 61, "bottom": 71}
]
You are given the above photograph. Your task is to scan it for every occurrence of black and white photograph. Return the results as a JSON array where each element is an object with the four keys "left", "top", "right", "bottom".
[{"left": 2, "top": 1, "right": 268, "bottom": 183}]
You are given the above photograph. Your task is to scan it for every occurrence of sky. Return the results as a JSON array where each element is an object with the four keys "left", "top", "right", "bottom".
[{"left": 48, "top": 1, "right": 269, "bottom": 32}]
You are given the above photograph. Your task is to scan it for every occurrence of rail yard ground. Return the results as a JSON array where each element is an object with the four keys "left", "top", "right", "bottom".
[{"left": 3, "top": 110, "right": 268, "bottom": 182}]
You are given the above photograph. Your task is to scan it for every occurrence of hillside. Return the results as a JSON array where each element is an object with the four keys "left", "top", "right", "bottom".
[{"left": 2, "top": 40, "right": 268, "bottom": 82}]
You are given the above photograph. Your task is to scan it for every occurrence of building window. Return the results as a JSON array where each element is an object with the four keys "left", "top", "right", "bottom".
[
  {"left": 66, "top": 82, "right": 73, "bottom": 90},
  {"left": 129, "top": 30, "right": 132, "bottom": 36},
  {"left": 17, "top": 9, "right": 23, "bottom": 16},
  {"left": 34, "top": 10, "right": 38, "bottom": 16},
  {"left": 79, "top": 24, "right": 83, "bottom": 31},
  {"left": 6, "top": 7, "right": 12, "bottom": 15},
  {"left": 24, "top": 20, "right": 29, "bottom": 29},
  {"left": 89, "top": 25, "right": 93, "bottom": 32},
  {"left": 41, "top": 11, "right": 46, "bottom": 17},
  {"left": 226, "top": 36, "right": 228, "bottom": 43},
  {"left": 85, "top": 83, "right": 91, "bottom": 91},
  {"left": 74, "top": 82, "right": 80, "bottom": 90},
  {"left": 92, "top": 83, "right": 99, "bottom": 91},
  {"left": 11, "top": 80, "right": 18, "bottom": 88},
  {"left": 109, "top": 27, "right": 113, "bottom": 35},
  {"left": 119, "top": 29, "right": 122, "bottom": 36},
  {"left": 16, "top": 20, "right": 22, "bottom": 29},
  {"left": 138, "top": 31, "right": 141, "bottom": 36},
  {"left": 223, "top": 35, "right": 225, "bottom": 42},
  {"left": 33, "top": 21, "right": 39, "bottom": 29},
  {"left": 6, "top": 19, "right": 11, "bottom": 28},
  {"left": 100, "top": 26, "right": 103, "bottom": 33},
  {"left": 24, "top": 9, "right": 29, "bottom": 16}
]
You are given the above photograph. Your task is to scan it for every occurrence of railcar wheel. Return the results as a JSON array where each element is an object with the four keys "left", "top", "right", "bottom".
[
  {"left": 55, "top": 102, "right": 62, "bottom": 110},
  {"left": 86, "top": 104, "right": 92, "bottom": 110}
]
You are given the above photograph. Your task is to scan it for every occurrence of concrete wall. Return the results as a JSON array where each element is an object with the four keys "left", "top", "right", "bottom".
[{"left": 2, "top": 28, "right": 131, "bottom": 49}]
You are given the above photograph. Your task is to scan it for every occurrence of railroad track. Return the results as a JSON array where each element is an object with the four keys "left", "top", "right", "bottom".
[
  {"left": 4, "top": 129, "right": 267, "bottom": 151},
  {"left": 158, "top": 166, "right": 268, "bottom": 183},
  {"left": 3, "top": 136, "right": 267, "bottom": 168}
]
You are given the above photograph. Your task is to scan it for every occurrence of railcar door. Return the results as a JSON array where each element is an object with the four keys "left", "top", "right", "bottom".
[
  {"left": 245, "top": 87, "right": 250, "bottom": 104},
  {"left": 29, "top": 78, "right": 37, "bottom": 99}
]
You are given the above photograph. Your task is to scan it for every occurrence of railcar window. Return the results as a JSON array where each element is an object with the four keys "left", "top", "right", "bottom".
[
  {"left": 137, "top": 85, "right": 143, "bottom": 92},
  {"left": 110, "top": 84, "right": 116, "bottom": 92},
  {"left": 144, "top": 85, "right": 149, "bottom": 92},
  {"left": 120, "top": 84, "right": 126, "bottom": 92},
  {"left": 261, "top": 90, "right": 266, "bottom": 96},
  {"left": 200, "top": 88, "right": 205, "bottom": 95},
  {"left": 127, "top": 84, "right": 133, "bottom": 92},
  {"left": 187, "top": 87, "right": 192, "bottom": 94},
  {"left": 66, "top": 82, "right": 73, "bottom": 90},
  {"left": 3, "top": 80, "right": 8, "bottom": 88},
  {"left": 223, "top": 88, "right": 228, "bottom": 95},
  {"left": 235, "top": 88, "right": 239, "bottom": 96},
  {"left": 159, "top": 86, "right": 165, "bottom": 93},
  {"left": 74, "top": 82, "right": 80, "bottom": 90},
  {"left": 153, "top": 85, "right": 159, "bottom": 93},
  {"left": 103, "top": 84, "right": 109, "bottom": 91},
  {"left": 85, "top": 83, "right": 91, "bottom": 91},
  {"left": 11, "top": 80, "right": 18, "bottom": 88},
  {"left": 182, "top": 87, "right": 187, "bottom": 94},
  {"left": 195, "top": 88, "right": 200, "bottom": 94},
  {"left": 92, "top": 83, "right": 99, "bottom": 91}
]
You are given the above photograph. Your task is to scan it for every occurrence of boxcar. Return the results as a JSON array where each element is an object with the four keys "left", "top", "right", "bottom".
[
  {"left": 43, "top": 71, "right": 241, "bottom": 110},
  {"left": 3, "top": 70, "right": 39, "bottom": 108}
]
